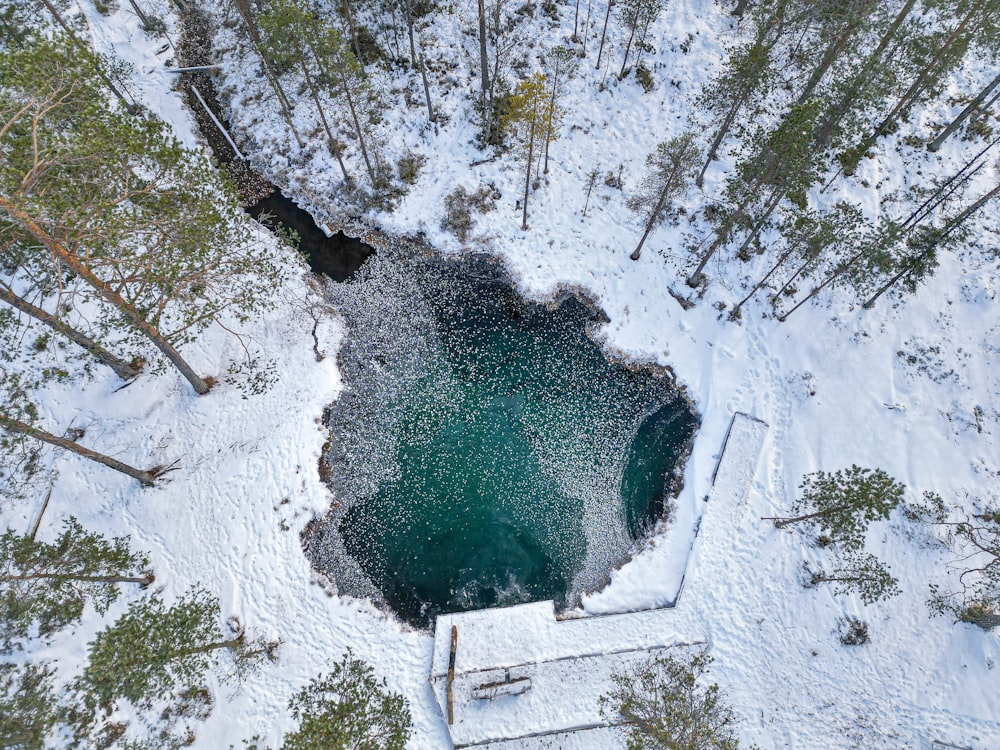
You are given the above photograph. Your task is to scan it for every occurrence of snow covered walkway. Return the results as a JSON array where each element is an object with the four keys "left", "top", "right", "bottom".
[{"left": 429, "top": 412, "right": 768, "bottom": 747}]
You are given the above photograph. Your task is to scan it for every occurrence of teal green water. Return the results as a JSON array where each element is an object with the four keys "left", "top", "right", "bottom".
[{"left": 321, "top": 254, "right": 697, "bottom": 626}]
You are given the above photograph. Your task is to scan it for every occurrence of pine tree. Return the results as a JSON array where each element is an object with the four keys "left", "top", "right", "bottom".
[
  {"left": 78, "top": 588, "right": 277, "bottom": 709},
  {"left": 281, "top": 650, "right": 412, "bottom": 750},
  {"left": 768, "top": 466, "right": 905, "bottom": 550},
  {"left": 504, "top": 74, "right": 556, "bottom": 230},
  {"left": 807, "top": 552, "right": 900, "bottom": 604},
  {"left": 0, "top": 369, "right": 44, "bottom": 502},
  {"left": 835, "top": 0, "right": 1000, "bottom": 176},
  {"left": 259, "top": 0, "right": 353, "bottom": 183},
  {"left": 927, "top": 70, "right": 1000, "bottom": 151},
  {"left": 696, "top": 37, "right": 774, "bottom": 188},
  {"left": 401, "top": 0, "right": 435, "bottom": 126},
  {"left": 0, "top": 278, "right": 141, "bottom": 381},
  {"left": 1, "top": 518, "right": 151, "bottom": 650},
  {"left": 0, "top": 662, "right": 59, "bottom": 749},
  {"left": 540, "top": 46, "right": 578, "bottom": 174},
  {"left": 791, "top": 0, "right": 879, "bottom": 107},
  {"left": 0, "top": 37, "right": 282, "bottom": 396},
  {"left": 616, "top": 0, "right": 662, "bottom": 79},
  {"left": 689, "top": 100, "right": 821, "bottom": 287},
  {"left": 599, "top": 648, "right": 741, "bottom": 750},
  {"left": 627, "top": 134, "right": 699, "bottom": 261},
  {"left": 810, "top": 0, "right": 918, "bottom": 150},
  {"left": 230, "top": 0, "right": 306, "bottom": 148},
  {"left": 729, "top": 202, "right": 862, "bottom": 319},
  {"left": 314, "top": 25, "right": 385, "bottom": 190}
]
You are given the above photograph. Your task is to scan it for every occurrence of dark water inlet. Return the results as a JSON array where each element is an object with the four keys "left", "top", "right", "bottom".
[{"left": 246, "top": 192, "right": 373, "bottom": 281}]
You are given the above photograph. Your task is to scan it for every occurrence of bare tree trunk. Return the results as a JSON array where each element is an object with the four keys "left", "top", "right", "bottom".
[
  {"left": 542, "top": 58, "right": 561, "bottom": 174},
  {"left": 928, "top": 70, "right": 1000, "bottom": 152},
  {"left": 766, "top": 504, "right": 852, "bottom": 527},
  {"left": 337, "top": 71, "right": 377, "bottom": 187},
  {"left": 596, "top": 0, "right": 612, "bottom": 70},
  {"left": 340, "top": 0, "right": 363, "bottom": 62},
  {"left": 522, "top": 119, "right": 536, "bottom": 230},
  {"left": 0, "top": 285, "right": 141, "bottom": 380},
  {"left": 0, "top": 201, "right": 211, "bottom": 395},
  {"left": 630, "top": 180, "right": 673, "bottom": 261},
  {"left": 731, "top": 188, "right": 786, "bottom": 258},
  {"left": 582, "top": 0, "right": 593, "bottom": 54},
  {"left": 478, "top": 0, "right": 490, "bottom": 111},
  {"left": 730, "top": 241, "right": 798, "bottom": 318},
  {"left": 0, "top": 413, "right": 156, "bottom": 485},
  {"left": 687, "top": 176, "right": 777, "bottom": 287},
  {"left": 871, "top": 5, "right": 980, "bottom": 141},
  {"left": 300, "top": 54, "right": 351, "bottom": 183},
  {"left": 619, "top": 20, "right": 637, "bottom": 78},
  {"left": 403, "top": 0, "right": 436, "bottom": 126},
  {"left": 697, "top": 99, "right": 743, "bottom": 188},
  {"left": 794, "top": 21, "right": 861, "bottom": 107},
  {"left": 772, "top": 255, "right": 812, "bottom": 302},
  {"left": 814, "top": 0, "right": 916, "bottom": 149}
]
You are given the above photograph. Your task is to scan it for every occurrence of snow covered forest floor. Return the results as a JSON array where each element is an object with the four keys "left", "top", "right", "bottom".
[{"left": 3, "top": 0, "right": 1000, "bottom": 746}]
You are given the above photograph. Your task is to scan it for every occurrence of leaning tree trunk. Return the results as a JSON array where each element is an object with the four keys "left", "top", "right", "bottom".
[
  {"left": 928, "top": 70, "right": 1000, "bottom": 152},
  {"left": 0, "top": 285, "right": 141, "bottom": 380},
  {"left": 2, "top": 571, "right": 154, "bottom": 586},
  {"left": 862, "top": 182, "right": 1000, "bottom": 309},
  {"left": 794, "top": 21, "right": 862, "bottom": 107},
  {"left": 299, "top": 50, "right": 351, "bottom": 183},
  {"left": 630, "top": 180, "right": 674, "bottom": 261},
  {"left": 231, "top": 0, "right": 305, "bottom": 149},
  {"left": 813, "top": 0, "right": 917, "bottom": 148},
  {"left": 0, "top": 200, "right": 211, "bottom": 395},
  {"left": 0, "top": 413, "right": 156, "bottom": 485},
  {"left": 340, "top": 0, "right": 363, "bottom": 62},
  {"left": 872, "top": 5, "right": 980, "bottom": 140},
  {"left": 337, "top": 71, "right": 377, "bottom": 187},
  {"left": 619, "top": 19, "right": 638, "bottom": 78},
  {"left": 697, "top": 97, "right": 745, "bottom": 188}
]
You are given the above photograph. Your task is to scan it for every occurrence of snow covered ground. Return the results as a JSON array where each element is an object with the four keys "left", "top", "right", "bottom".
[{"left": 5, "top": 0, "right": 1000, "bottom": 747}]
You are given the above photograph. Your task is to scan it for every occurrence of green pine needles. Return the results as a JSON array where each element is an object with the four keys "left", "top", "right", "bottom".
[
  {"left": 1, "top": 518, "right": 150, "bottom": 650},
  {"left": 600, "top": 648, "right": 741, "bottom": 750},
  {"left": 769, "top": 465, "right": 905, "bottom": 605},
  {"left": 80, "top": 588, "right": 275, "bottom": 708},
  {"left": 281, "top": 650, "right": 412, "bottom": 750},
  {"left": 776, "top": 465, "right": 905, "bottom": 549}
]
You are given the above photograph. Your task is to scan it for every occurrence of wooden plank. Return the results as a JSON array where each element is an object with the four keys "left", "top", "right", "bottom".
[{"left": 447, "top": 625, "right": 458, "bottom": 725}]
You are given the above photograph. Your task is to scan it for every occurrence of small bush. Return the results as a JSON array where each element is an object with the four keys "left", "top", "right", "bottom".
[
  {"left": 837, "top": 616, "right": 869, "bottom": 646},
  {"left": 397, "top": 152, "right": 426, "bottom": 185},
  {"left": 635, "top": 63, "right": 654, "bottom": 93},
  {"left": 441, "top": 184, "right": 499, "bottom": 241}
]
